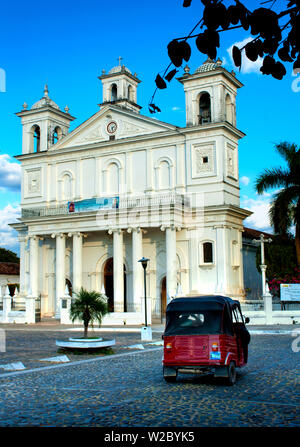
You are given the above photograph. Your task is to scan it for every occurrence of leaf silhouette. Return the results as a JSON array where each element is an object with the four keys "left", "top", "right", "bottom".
[
  {"left": 183, "top": 0, "right": 192, "bottom": 6},
  {"left": 245, "top": 41, "right": 258, "bottom": 62},
  {"left": 165, "top": 69, "right": 178, "bottom": 82},
  {"left": 167, "top": 40, "right": 183, "bottom": 67},
  {"left": 180, "top": 41, "right": 191, "bottom": 62},
  {"left": 232, "top": 45, "right": 242, "bottom": 69},
  {"left": 155, "top": 74, "right": 167, "bottom": 89}
]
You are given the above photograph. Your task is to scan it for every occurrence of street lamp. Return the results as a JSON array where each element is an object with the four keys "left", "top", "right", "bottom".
[
  {"left": 138, "top": 257, "right": 152, "bottom": 341},
  {"left": 138, "top": 257, "right": 150, "bottom": 326}
]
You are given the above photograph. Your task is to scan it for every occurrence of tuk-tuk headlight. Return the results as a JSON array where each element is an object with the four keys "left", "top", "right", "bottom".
[
  {"left": 212, "top": 342, "right": 219, "bottom": 351},
  {"left": 166, "top": 343, "right": 172, "bottom": 350}
]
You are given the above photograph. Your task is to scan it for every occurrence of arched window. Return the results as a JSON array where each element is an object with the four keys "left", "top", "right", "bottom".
[
  {"left": 199, "top": 92, "right": 211, "bottom": 124},
  {"left": 225, "top": 94, "right": 233, "bottom": 124},
  {"left": 128, "top": 85, "right": 133, "bottom": 101},
  {"left": 111, "top": 84, "right": 118, "bottom": 102},
  {"left": 155, "top": 158, "right": 173, "bottom": 190},
  {"left": 107, "top": 162, "right": 119, "bottom": 193},
  {"left": 159, "top": 161, "right": 171, "bottom": 190},
  {"left": 52, "top": 126, "right": 63, "bottom": 144},
  {"left": 60, "top": 173, "right": 73, "bottom": 201},
  {"left": 203, "top": 242, "right": 213, "bottom": 263},
  {"left": 33, "top": 125, "right": 40, "bottom": 152}
]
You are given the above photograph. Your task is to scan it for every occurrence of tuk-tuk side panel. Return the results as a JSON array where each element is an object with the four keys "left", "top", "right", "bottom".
[{"left": 163, "top": 334, "right": 240, "bottom": 367}]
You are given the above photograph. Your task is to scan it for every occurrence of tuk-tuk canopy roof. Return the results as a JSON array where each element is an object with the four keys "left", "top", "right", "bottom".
[
  {"left": 164, "top": 296, "right": 240, "bottom": 336},
  {"left": 166, "top": 295, "right": 240, "bottom": 313}
]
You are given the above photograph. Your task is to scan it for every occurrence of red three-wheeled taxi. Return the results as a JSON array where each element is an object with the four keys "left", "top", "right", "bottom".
[{"left": 162, "top": 296, "right": 250, "bottom": 385}]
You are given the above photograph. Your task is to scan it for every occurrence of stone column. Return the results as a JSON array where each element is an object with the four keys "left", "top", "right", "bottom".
[
  {"left": 52, "top": 233, "right": 66, "bottom": 318},
  {"left": 18, "top": 235, "right": 27, "bottom": 297},
  {"left": 215, "top": 225, "right": 229, "bottom": 294},
  {"left": 29, "top": 235, "right": 39, "bottom": 298},
  {"left": 69, "top": 232, "right": 83, "bottom": 294},
  {"left": 188, "top": 228, "right": 199, "bottom": 294},
  {"left": 130, "top": 227, "right": 143, "bottom": 312},
  {"left": 165, "top": 226, "right": 177, "bottom": 303},
  {"left": 109, "top": 229, "right": 124, "bottom": 312}
]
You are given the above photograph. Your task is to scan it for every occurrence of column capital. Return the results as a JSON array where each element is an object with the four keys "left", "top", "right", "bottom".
[
  {"left": 29, "top": 234, "right": 43, "bottom": 241},
  {"left": 127, "top": 226, "right": 141, "bottom": 234},
  {"left": 108, "top": 228, "right": 122, "bottom": 235},
  {"left": 67, "top": 231, "right": 86, "bottom": 238},
  {"left": 18, "top": 235, "right": 27, "bottom": 243},
  {"left": 161, "top": 225, "right": 177, "bottom": 232},
  {"left": 51, "top": 232, "right": 66, "bottom": 239}
]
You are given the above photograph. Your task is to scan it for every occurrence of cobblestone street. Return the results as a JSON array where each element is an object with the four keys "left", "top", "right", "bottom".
[{"left": 0, "top": 326, "right": 299, "bottom": 427}]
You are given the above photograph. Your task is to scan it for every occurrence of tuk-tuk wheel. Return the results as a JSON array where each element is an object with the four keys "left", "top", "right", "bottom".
[
  {"left": 164, "top": 376, "right": 177, "bottom": 383},
  {"left": 163, "top": 367, "right": 177, "bottom": 383},
  {"left": 227, "top": 362, "right": 236, "bottom": 386}
]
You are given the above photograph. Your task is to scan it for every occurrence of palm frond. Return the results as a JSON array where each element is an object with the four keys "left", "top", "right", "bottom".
[
  {"left": 269, "top": 187, "right": 300, "bottom": 235},
  {"left": 255, "top": 167, "right": 290, "bottom": 194},
  {"left": 70, "top": 287, "right": 109, "bottom": 327},
  {"left": 275, "top": 142, "right": 299, "bottom": 165}
]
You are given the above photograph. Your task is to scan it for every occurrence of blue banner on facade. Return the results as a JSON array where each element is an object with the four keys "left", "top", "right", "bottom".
[{"left": 68, "top": 197, "right": 119, "bottom": 213}]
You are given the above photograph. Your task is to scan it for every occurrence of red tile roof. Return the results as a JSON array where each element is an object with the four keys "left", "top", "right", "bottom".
[
  {"left": 0, "top": 262, "right": 20, "bottom": 275},
  {"left": 243, "top": 226, "right": 274, "bottom": 240}
]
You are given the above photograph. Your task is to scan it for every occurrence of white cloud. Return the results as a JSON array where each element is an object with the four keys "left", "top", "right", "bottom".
[
  {"left": 227, "top": 37, "right": 263, "bottom": 74},
  {"left": 222, "top": 56, "right": 228, "bottom": 66},
  {"left": 0, "top": 154, "right": 21, "bottom": 191},
  {"left": 172, "top": 106, "right": 181, "bottom": 111},
  {"left": 240, "top": 175, "right": 250, "bottom": 186},
  {"left": 241, "top": 195, "right": 273, "bottom": 233},
  {"left": 0, "top": 204, "right": 21, "bottom": 251}
]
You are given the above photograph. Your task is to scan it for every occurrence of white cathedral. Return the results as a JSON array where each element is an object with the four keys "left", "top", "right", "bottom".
[{"left": 11, "top": 58, "right": 251, "bottom": 324}]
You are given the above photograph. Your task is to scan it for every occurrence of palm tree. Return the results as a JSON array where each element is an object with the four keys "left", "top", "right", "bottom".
[
  {"left": 70, "top": 288, "right": 109, "bottom": 338},
  {"left": 255, "top": 142, "right": 300, "bottom": 266}
]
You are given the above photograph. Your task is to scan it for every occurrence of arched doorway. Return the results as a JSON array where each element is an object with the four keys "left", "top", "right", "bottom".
[
  {"left": 161, "top": 276, "right": 167, "bottom": 321},
  {"left": 103, "top": 258, "right": 127, "bottom": 312},
  {"left": 65, "top": 278, "right": 72, "bottom": 297}
]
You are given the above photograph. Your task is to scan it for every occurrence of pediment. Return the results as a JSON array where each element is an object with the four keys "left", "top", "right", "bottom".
[{"left": 50, "top": 106, "right": 176, "bottom": 150}]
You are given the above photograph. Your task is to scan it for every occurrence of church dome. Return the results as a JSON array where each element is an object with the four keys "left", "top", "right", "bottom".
[
  {"left": 194, "top": 58, "right": 222, "bottom": 74},
  {"left": 108, "top": 65, "right": 132, "bottom": 75},
  {"left": 31, "top": 85, "right": 60, "bottom": 110}
]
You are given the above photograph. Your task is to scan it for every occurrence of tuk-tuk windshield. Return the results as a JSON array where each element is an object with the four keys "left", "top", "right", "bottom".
[{"left": 164, "top": 310, "right": 223, "bottom": 336}]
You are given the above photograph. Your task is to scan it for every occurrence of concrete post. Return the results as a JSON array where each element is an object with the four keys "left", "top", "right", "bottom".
[
  {"left": 25, "top": 289, "right": 36, "bottom": 324},
  {"left": 2, "top": 286, "right": 11, "bottom": 323},
  {"left": 60, "top": 284, "right": 72, "bottom": 325},
  {"left": 263, "top": 284, "right": 273, "bottom": 325}
]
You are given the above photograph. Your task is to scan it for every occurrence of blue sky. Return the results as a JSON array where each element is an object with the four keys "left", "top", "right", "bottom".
[{"left": 0, "top": 0, "right": 299, "bottom": 254}]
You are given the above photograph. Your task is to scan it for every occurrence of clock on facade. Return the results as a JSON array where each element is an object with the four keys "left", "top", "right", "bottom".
[{"left": 107, "top": 121, "right": 118, "bottom": 134}]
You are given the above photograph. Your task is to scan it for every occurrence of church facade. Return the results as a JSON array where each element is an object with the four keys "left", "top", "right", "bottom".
[{"left": 12, "top": 59, "right": 251, "bottom": 324}]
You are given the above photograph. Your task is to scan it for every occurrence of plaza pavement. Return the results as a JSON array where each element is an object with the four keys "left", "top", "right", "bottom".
[
  {"left": 0, "top": 325, "right": 299, "bottom": 427},
  {"left": 0, "top": 320, "right": 299, "bottom": 375}
]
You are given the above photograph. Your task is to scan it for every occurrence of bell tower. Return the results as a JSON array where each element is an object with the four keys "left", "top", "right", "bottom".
[
  {"left": 16, "top": 85, "right": 75, "bottom": 155},
  {"left": 98, "top": 59, "right": 142, "bottom": 113},
  {"left": 177, "top": 58, "right": 243, "bottom": 127}
]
